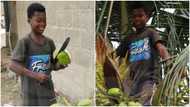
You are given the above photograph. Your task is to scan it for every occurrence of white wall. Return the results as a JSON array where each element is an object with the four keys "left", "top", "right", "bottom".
[{"left": 16, "top": 1, "right": 95, "bottom": 103}]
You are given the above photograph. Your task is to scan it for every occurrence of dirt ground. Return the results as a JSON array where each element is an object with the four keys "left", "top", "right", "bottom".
[{"left": 1, "top": 47, "right": 22, "bottom": 106}]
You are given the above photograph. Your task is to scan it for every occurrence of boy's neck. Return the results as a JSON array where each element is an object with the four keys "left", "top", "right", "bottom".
[
  {"left": 31, "top": 32, "right": 43, "bottom": 38},
  {"left": 30, "top": 32, "right": 45, "bottom": 45},
  {"left": 135, "top": 26, "right": 146, "bottom": 33}
]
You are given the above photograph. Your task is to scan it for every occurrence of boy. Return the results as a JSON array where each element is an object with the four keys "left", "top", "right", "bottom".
[
  {"left": 116, "top": 3, "right": 170, "bottom": 105},
  {"left": 9, "top": 3, "right": 66, "bottom": 106}
]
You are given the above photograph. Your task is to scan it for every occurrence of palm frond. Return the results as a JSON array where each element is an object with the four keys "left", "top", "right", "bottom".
[{"left": 153, "top": 45, "right": 189, "bottom": 105}]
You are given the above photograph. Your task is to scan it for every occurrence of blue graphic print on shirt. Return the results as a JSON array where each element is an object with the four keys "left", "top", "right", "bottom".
[
  {"left": 129, "top": 37, "right": 151, "bottom": 62},
  {"left": 28, "top": 54, "right": 50, "bottom": 74}
]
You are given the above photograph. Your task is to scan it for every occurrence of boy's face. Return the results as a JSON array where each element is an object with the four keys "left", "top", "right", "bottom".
[
  {"left": 132, "top": 8, "right": 148, "bottom": 30},
  {"left": 28, "top": 12, "right": 46, "bottom": 35}
]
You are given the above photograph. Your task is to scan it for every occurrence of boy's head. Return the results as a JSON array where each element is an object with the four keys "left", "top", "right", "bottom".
[
  {"left": 27, "top": 3, "right": 46, "bottom": 35},
  {"left": 131, "top": 3, "right": 151, "bottom": 30}
]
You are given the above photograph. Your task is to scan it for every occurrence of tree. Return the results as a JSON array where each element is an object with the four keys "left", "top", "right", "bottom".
[{"left": 96, "top": 1, "right": 189, "bottom": 106}]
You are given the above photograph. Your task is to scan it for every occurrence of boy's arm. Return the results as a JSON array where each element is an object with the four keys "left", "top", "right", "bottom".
[
  {"left": 116, "top": 41, "right": 128, "bottom": 58},
  {"left": 9, "top": 60, "right": 49, "bottom": 83},
  {"left": 149, "top": 28, "right": 170, "bottom": 60},
  {"left": 156, "top": 42, "right": 170, "bottom": 60}
]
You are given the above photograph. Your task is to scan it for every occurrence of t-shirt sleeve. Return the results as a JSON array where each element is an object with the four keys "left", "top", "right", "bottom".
[
  {"left": 11, "top": 39, "right": 26, "bottom": 63},
  {"left": 116, "top": 40, "right": 128, "bottom": 58},
  {"left": 52, "top": 41, "right": 56, "bottom": 52},
  {"left": 48, "top": 39, "right": 56, "bottom": 64},
  {"left": 50, "top": 39, "right": 56, "bottom": 54},
  {"left": 150, "top": 29, "right": 163, "bottom": 47},
  {"left": 48, "top": 39, "right": 57, "bottom": 70}
]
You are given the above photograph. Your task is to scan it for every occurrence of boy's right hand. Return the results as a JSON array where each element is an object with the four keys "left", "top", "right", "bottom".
[
  {"left": 35, "top": 72, "right": 49, "bottom": 83},
  {"left": 9, "top": 61, "right": 49, "bottom": 83}
]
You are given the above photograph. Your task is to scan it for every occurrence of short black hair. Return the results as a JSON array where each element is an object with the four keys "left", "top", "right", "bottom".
[
  {"left": 132, "top": 4, "right": 150, "bottom": 16},
  {"left": 128, "top": 1, "right": 154, "bottom": 17},
  {"left": 27, "top": 3, "right": 46, "bottom": 18}
]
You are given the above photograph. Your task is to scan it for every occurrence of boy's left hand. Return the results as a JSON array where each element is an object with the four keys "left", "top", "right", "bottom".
[{"left": 54, "top": 63, "right": 68, "bottom": 71}]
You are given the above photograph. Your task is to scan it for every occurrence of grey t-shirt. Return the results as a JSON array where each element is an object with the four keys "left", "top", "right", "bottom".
[
  {"left": 116, "top": 27, "right": 162, "bottom": 95},
  {"left": 11, "top": 33, "right": 56, "bottom": 105}
]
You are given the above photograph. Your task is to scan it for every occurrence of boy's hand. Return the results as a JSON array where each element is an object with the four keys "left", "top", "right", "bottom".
[
  {"left": 35, "top": 72, "right": 49, "bottom": 83},
  {"left": 9, "top": 61, "right": 49, "bottom": 83},
  {"left": 54, "top": 63, "right": 68, "bottom": 71}
]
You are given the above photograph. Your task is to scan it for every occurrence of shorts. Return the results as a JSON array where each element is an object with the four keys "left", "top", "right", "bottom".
[
  {"left": 21, "top": 81, "right": 56, "bottom": 106},
  {"left": 123, "top": 79, "right": 156, "bottom": 105}
]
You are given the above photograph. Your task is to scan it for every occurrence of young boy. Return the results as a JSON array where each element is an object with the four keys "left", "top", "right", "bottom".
[
  {"left": 9, "top": 3, "right": 66, "bottom": 106},
  {"left": 116, "top": 4, "right": 170, "bottom": 105}
]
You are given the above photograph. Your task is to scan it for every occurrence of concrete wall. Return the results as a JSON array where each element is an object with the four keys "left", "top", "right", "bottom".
[{"left": 16, "top": 1, "right": 95, "bottom": 103}]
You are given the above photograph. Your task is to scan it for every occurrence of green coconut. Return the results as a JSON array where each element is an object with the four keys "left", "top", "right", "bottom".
[
  {"left": 77, "top": 99, "right": 92, "bottom": 106},
  {"left": 50, "top": 103, "right": 62, "bottom": 107},
  {"left": 119, "top": 102, "right": 127, "bottom": 106},
  {"left": 57, "top": 51, "right": 71, "bottom": 65},
  {"left": 128, "top": 101, "right": 142, "bottom": 106},
  {"left": 108, "top": 88, "right": 122, "bottom": 97}
]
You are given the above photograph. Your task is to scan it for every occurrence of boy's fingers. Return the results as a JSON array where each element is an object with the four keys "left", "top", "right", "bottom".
[
  {"left": 58, "top": 64, "right": 68, "bottom": 68},
  {"left": 43, "top": 74, "right": 49, "bottom": 80},
  {"left": 37, "top": 73, "right": 49, "bottom": 82},
  {"left": 54, "top": 63, "right": 69, "bottom": 70},
  {"left": 61, "top": 64, "right": 68, "bottom": 68}
]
